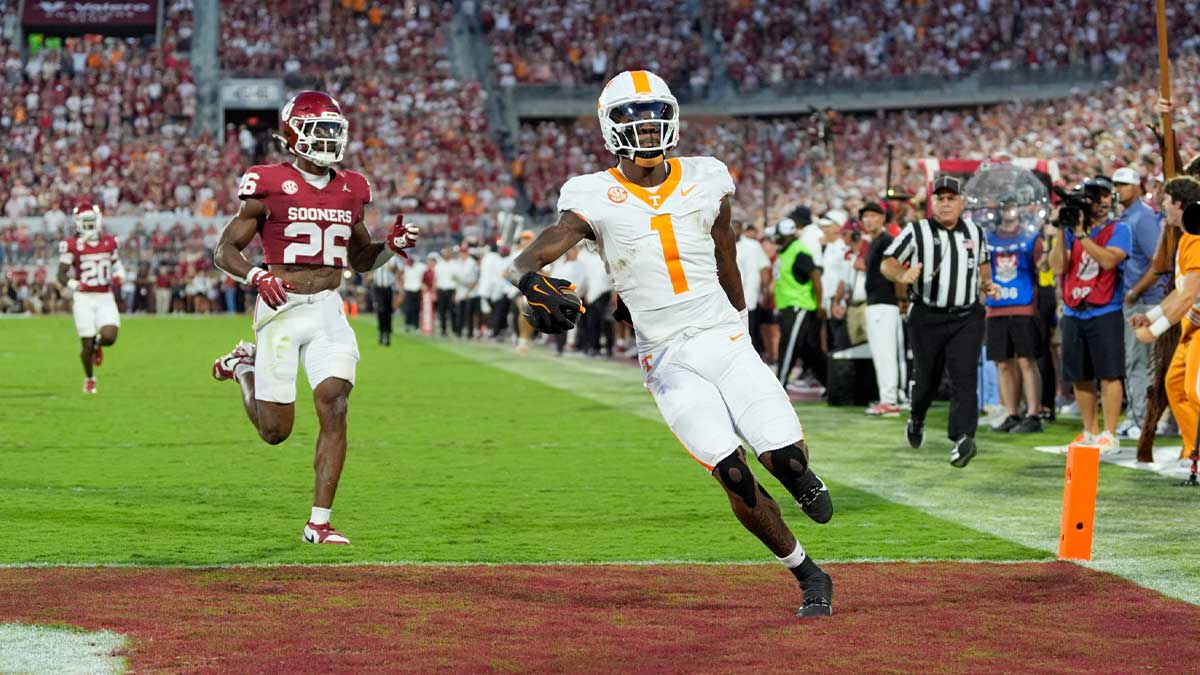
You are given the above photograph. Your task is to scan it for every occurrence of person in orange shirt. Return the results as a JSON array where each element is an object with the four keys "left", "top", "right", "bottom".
[{"left": 1130, "top": 176, "right": 1200, "bottom": 460}]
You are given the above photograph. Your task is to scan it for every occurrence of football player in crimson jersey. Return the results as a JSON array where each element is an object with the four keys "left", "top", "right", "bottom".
[
  {"left": 57, "top": 202, "right": 125, "bottom": 394},
  {"left": 211, "top": 90, "right": 419, "bottom": 545},
  {"left": 507, "top": 71, "right": 835, "bottom": 617}
]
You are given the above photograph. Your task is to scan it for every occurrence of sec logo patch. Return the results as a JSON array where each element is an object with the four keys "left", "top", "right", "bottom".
[
  {"left": 282, "top": 180, "right": 299, "bottom": 195},
  {"left": 607, "top": 186, "right": 628, "bottom": 203}
]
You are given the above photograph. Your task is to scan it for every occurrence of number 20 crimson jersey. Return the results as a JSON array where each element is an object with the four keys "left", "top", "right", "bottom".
[
  {"left": 59, "top": 234, "right": 120, "bottom": 292},
  {"left": 237, "top": 162, "right": 371, "bottom": 267},
  {"left": 557, "top": 156, "right": 734, "bottom": 313}
]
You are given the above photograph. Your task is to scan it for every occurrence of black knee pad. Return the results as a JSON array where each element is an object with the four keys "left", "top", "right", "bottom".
[
  {"left": 715, "top": 451, "right": 757, "bottom": 508},
  {"left": 765, "top": 442, "right": 810, "bottom": 482}
]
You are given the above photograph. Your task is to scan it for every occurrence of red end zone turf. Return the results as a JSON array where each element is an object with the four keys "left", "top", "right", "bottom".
[{"left": 2, "top": 562, "right": 1197, "bottom": 673}]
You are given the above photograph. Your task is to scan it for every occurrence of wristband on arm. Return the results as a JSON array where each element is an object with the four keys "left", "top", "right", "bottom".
[
  {"left": 1146, "top": 305, "right": 1165, "bottom": 323},
  {"left": 1149, "top": 315, "right": 1172, "bottom": 337}
]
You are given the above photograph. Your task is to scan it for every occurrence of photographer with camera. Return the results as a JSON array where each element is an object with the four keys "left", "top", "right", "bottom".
[{"left": 1050, "top": 176, "right": 1132, "bottom": 454}]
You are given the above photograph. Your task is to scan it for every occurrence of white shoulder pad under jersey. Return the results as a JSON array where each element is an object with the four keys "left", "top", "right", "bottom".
[{"left": 556, "top": 156, "right": 735, "bottom": 312}]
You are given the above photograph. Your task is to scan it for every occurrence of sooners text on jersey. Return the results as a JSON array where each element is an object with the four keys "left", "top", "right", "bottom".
[
  {"left": 238, "top": 162, "right": 372, "bottom": 268},
  {"left": 60, "top": 234, "right": 120, "bottom": 292}
]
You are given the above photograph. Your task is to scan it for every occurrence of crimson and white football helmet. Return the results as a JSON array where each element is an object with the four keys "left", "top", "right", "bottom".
[
  {"left": 73, "top": 201, "right": 102, "bottom": 241},
  {"left": 597, "top": 70, "right": 679, "bottom": 166},
  {"left": 276, "top": 90, "right": 349, "bottom": 167}
]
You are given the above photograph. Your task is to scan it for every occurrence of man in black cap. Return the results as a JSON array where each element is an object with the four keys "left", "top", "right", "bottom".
[{"left": 881, "top": 174, "right": 1000, "bottom": 468}]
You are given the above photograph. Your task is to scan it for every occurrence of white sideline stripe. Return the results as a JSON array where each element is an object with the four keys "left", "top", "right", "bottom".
[
  {"left": 0, "top": 558, "right": 1046, "bottom": 570},
  {"left": 1034, "top": 444, "right": 1195, "bottom": 479},
  {"left": 0, "top": 623, "right": 127, "bottom": 675}
]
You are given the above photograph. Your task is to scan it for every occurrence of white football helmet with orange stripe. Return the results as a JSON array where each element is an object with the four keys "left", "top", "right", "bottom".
[{"left": 597, "top": 70, "right": 679, "bottom": 165}]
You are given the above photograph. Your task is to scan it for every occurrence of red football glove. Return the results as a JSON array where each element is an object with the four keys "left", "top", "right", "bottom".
[
  {"left": 247, "top": 267, "right": 296, "bottom": 310},
  {"left": 386, "top": 214, "right": 420, "bottom": 258}
]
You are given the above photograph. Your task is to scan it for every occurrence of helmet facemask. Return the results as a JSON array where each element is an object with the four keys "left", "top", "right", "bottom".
[
  {"left": 75, "top": 207, "right": 101, "bottom": 241},
  {"left": 601, "top": 100, "right": 678, "bottom": 164},
  {"left": 289, "top": 116, "right": 349, "bottom": 167}
]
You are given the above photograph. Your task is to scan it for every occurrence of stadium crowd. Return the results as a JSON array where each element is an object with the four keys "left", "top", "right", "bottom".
[
  {"left": 1, "top": 0, "right": 510, "bottom": 237},
  {"left": 221, "top": 0, "right": 512, "bottom": 229},
  {"left": 482, "top": 0, "right": 1200, "bottom": 91},
  {"left": 480, "top": 0, "right": 711, "bottom": 96},
  {"left": 514, "top": 53, "right": 1200, "bottom": 231}
]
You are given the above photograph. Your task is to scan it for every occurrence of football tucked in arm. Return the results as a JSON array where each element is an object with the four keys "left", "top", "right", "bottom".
[{"left": 517, "top": 272, "right": 585, "bottom": 334}]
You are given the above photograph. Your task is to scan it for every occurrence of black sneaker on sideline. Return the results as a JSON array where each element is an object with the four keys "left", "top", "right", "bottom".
[
  {"left": 906, "top": 417, "right": 925, "bottom": 449},
  {"left": 950, "top": 436, "right": 977, "bottom": 468},
  {"left": 1010, "top": 415, "right": 1044, "bottom": 433},
  {"left": 1038, "top": 408, "right": 1056, "bottom": 423},
  {"left": 990, "top": 414, "right": 1022, "bottom": 432}
]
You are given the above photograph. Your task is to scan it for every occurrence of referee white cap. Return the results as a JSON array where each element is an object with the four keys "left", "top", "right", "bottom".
[{"left": 776, "top": 218, "right": 798, "bottom": 236}]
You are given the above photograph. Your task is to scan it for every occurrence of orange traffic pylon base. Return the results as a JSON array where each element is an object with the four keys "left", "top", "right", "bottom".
[{"left": 1058, "top": 443, "right": 1100, "bottom": 560}]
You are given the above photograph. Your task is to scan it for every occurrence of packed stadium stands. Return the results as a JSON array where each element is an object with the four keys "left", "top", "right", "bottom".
[{"left": 5, "top": 0, "right": 1200, "bottom": 322}]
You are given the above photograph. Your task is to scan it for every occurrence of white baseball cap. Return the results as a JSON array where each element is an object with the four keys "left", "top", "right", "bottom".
[
  {"left": 1112, "top": 167, "right": 1141, "bottom": 185},
  {"left": 776, "top": 218, "right": 797, "bottom": 236}
]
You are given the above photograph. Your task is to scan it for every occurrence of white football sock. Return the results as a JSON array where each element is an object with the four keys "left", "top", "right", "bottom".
[
  {"left": 233, "top": 361, "right": 254, "bottom": 380},
  {"left": 777, "top": 541, "right": 807, "bottom": 568},
  {"left": 310, "top": 506, "right": 331, "bottom": 525}
]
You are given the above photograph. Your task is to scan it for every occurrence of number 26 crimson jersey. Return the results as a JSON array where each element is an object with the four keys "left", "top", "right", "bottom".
[
  {"left": 557, "top": 156, "right": 735, "bottom": 327},
  {"left": 238, "top": 162, "right": 372, "bottom": 268}
]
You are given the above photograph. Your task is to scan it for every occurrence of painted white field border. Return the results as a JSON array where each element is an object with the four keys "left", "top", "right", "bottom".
[
  {"left": 0, "top": 623, "right": 126, "bottom": 675},
  {"left": 0, "top": 558, "right": 1048, "bottom": 570},
  {"left": 1034, "top": 444, "right": 1194, "bottom": 480}
]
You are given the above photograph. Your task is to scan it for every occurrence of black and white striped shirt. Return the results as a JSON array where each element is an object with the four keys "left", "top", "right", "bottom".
[{"left": 883, "top": 217, "right": 989, "bottom": 309}]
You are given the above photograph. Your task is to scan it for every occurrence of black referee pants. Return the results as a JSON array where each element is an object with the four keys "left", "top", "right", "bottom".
[
  {"left": 776, "top": 306, "right": 826, "bottom": 386},
  {"left": 374, "top": 287, "right": 394, "bottom": 341},
  {"left": 909, "top": 303, "right": 985, "bottom": 441},
  {"left": 436, "top": 289, "right": 454, "bottom": 336}
]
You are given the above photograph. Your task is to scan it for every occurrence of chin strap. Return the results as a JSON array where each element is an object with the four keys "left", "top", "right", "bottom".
[{"left": 634, "top": 155, "right": 665, "bottom": 167}]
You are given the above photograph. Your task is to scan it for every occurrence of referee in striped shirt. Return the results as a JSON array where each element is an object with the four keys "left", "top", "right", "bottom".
[{"left": 881, "top": 175, "right": 1001, "bottom": 467}]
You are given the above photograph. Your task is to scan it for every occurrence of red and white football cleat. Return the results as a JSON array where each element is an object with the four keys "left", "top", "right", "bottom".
[
  {"left": 83, "top": 378, "right": 97, "bottom": 394},
  {"left": 212, "top": 340, "right": 256, "bottom": 381},
  {"left": 93, "top": 345, "right": 103, "bottom": 367},
  {"left": 302, "top": 521, "right": 350, "bottom": 545}
]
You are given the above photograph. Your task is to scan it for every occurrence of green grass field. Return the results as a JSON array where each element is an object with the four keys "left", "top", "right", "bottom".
[{"left": 1, "top": 316, "right": 1197, "bottom": 600}]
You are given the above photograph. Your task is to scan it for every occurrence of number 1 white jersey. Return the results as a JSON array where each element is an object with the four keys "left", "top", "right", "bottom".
[{"left": 557, "top": 156, "right": 736, "bottom": 344}]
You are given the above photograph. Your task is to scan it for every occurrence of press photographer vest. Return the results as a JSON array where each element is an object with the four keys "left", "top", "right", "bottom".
[
  {"left": 985, "top": 230, "right": 1038, "bottom": 308},
  {"left": 1063, "top": 220, "right": 1119, "bottom": 310}
]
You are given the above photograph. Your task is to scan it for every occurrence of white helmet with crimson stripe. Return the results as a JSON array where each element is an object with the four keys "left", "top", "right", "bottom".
[{"left": 597, "top": 70, "right": 679, "bottom": 165}]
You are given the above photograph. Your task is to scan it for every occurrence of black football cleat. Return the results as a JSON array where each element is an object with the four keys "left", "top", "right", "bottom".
[
  {"left": 795, "top": 562, "right": 834, "bottom": 618},
  {"left": 793, "top": 470, "right": 833, "bottom": 524},
  {"left": 950, "top": 436, "right": 977, "bottom": 468}
]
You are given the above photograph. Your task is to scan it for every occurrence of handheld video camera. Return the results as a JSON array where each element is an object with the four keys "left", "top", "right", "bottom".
[{"left": 1051, "top": 185, "right": 1092, "bottom": 231}]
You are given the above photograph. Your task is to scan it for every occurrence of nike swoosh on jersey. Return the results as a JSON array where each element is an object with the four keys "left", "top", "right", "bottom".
[
  {"left": 680, "top": 184, "right": 697, "bottom": 196},
  {"left": 729, "top": 332, "right": 744, "bottom": 341}
]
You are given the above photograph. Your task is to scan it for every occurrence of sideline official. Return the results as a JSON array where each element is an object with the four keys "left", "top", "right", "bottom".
[{"left": 882, "top": 175, "right": 1000, "bottom": 468}]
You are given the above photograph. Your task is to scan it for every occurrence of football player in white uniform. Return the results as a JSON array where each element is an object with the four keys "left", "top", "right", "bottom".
[{"left": 507, "top": 71, "right": 835, "bottom": 617}]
